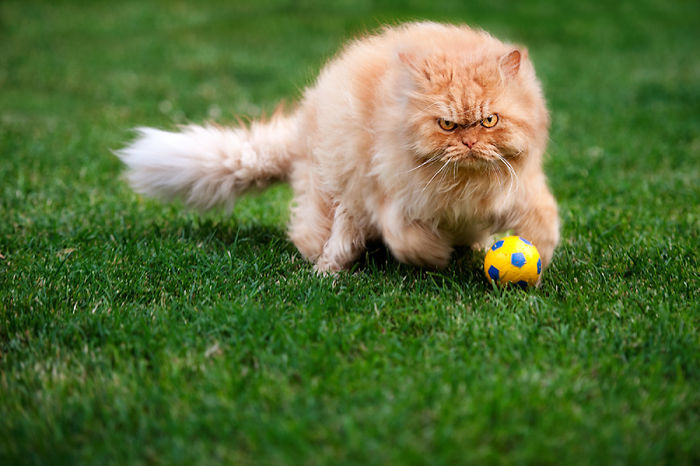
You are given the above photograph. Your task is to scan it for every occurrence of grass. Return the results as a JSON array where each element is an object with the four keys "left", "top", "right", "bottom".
[{"left": 1, "top": 0, "right": 699, "bottom": 464}]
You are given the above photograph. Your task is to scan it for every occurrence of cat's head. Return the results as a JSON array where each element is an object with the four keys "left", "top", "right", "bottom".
[{"left": 398, "top": 45, "right": 549, "bottom": 170}]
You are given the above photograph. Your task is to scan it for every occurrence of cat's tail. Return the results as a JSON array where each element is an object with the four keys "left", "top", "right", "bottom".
[{"left": 116, "top": 111, "right": 299, "bottom": 211}]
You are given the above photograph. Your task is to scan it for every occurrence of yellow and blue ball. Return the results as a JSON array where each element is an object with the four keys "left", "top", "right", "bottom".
[{"left": 484, "top": 235, "right": 542, "bottom": 288}]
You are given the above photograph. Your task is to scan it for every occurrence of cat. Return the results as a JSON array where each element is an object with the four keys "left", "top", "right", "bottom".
[{"left": 117, "top": 22, "right": 560, "bottom": 274}]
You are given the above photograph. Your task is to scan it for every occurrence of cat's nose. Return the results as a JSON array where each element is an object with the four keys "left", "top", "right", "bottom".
[{"left": 462, "top": 138, "right": 476, "bottom": 149}]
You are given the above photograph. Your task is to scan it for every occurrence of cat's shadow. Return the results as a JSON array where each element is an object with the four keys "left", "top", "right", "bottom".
[
  {"left": 146, "top": 217, "right": 486, "bottom": 288},
  {"left": 354, "top": 240, "right": 486, "bottom": 286}
]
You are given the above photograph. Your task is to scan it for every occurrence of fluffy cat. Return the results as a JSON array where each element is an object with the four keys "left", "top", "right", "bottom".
[{"left": 118, "top": 22, "right": 559, "bottom": 274}]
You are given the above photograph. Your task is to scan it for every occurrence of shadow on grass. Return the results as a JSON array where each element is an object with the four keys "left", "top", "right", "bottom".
[
  {"left": 355, "top": 240, "right": 486, "bottom": 285},
  {"left": 136, "top": 215, "right": 489, "bottom": 291}
]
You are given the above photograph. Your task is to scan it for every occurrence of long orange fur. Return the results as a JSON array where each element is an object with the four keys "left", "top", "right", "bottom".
[{"left": 118, "top": 22, "right": 559, "bottom": 274}]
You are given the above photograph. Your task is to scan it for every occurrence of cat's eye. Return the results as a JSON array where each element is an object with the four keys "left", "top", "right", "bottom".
[
  {"left": 481, "top": 114, "right": 499, "bottom": 128},
  {"left": 438, "top": 118, "right": 457, "bottom": 131}
]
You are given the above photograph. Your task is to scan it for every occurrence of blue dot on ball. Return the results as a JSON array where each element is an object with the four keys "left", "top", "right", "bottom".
[
  {"left": 488, "top": 265, "right": 500, "bottom": 281},
  {"left": 491, "top": 240, "right": 504, "bottom": 251},
  {"left": 517, "top": 280, "right": 529, "bottom": 289},
  {"left": 519, "top": 237, "right": 532, "bottom": 245},
  {"left": 537, "top": 258, "right": 542, "bottom": 274},
  {"left": 511, "top": 252, "right": 526, "bottom": 268}
]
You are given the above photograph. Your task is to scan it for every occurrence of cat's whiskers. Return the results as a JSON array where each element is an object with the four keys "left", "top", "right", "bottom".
[
  {"left": 407, "top": 153, "right": 443, "bottom": 173},
  {"left": 438, "top": 164, "right": 450, "bottom": 191},
  {"left": 500, "top": 154, "right": 518, "bottom": 186},
  {"left": 492, "top": 153, "right": 519, "bottom": 197},
  {"left": 422, "top": 159, "right": 452, "bottom": 193}
]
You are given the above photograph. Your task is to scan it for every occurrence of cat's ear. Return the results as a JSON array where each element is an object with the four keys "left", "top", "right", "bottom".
[
  {"left": 499, "top": 49, "right": 524, "bottom": 79},
  {"left": 399, "top": 52, "right": 431, "bottom": 82}
]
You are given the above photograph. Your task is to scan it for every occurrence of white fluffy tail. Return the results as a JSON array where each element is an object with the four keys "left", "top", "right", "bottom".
[{"left": 116, "top": 113, "right": 299, "bottom": 210}]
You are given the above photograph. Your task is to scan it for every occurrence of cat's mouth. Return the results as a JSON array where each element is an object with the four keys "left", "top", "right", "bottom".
[
  {"left": 415, "top": 148, "right": 505, "bottom": 173},
  {"left": 442, "top": 150, "right": 494, "bottom": 168}
]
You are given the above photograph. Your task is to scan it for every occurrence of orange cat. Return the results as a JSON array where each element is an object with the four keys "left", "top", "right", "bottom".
[{"left": 118, "top": 22, "right": 559, "bottom": 273}]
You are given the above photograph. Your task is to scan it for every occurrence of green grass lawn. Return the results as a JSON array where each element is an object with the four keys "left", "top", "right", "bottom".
[{"left": 1, "top": 0, "right": 699, "bottom": 464}]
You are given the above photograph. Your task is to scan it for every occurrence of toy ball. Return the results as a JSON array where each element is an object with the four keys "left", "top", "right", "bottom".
[{"left": 484, "top": 236, "right": 542, "bottom": 288}]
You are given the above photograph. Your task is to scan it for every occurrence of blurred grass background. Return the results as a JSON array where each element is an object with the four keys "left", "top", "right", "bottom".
[{"left": 1, "top": 0, "right": 699, "bottom": 464}]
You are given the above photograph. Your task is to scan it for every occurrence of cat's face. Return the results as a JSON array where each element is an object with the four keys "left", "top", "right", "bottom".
[{"left": 401, "top": 50, "right": 548, "bottom": 170}]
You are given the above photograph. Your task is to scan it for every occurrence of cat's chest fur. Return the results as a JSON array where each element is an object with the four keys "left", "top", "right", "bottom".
[{"left": 371, "top": 160, "right": 514, "bottom": 245}]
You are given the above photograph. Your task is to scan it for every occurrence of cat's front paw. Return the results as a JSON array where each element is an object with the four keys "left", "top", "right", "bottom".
[{"left": 313, "top": 256, "right": 344, "bottom": 276}]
